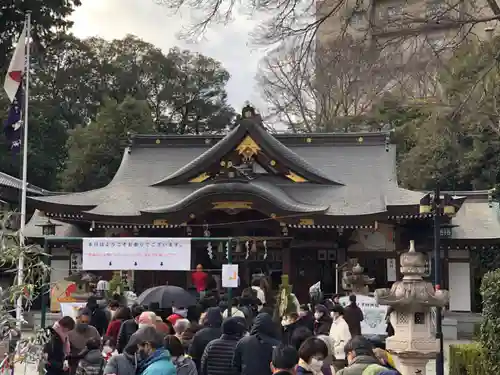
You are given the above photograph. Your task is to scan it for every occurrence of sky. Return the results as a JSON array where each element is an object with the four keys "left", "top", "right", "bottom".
[{"left": 70, "top": 0, "right": 267, "bottom": 112}]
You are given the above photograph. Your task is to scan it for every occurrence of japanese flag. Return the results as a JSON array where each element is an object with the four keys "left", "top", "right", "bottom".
[{"left": 4, "top": 23, "right": 27, "bottom": 102}]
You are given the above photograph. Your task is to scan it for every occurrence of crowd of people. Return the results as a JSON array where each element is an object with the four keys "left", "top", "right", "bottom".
[{"left": 41, "top": 278, "right": 400, "bottom": 375}]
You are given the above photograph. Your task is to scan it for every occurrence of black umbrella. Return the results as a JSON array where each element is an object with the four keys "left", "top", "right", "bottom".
[{"left": 137, "top": 285, "right": 197, "bottom": 309}]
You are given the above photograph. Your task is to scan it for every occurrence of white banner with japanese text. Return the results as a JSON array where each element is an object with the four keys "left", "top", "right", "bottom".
[{"left": 82, "top": 237, "right": 192, "bottom": 271}]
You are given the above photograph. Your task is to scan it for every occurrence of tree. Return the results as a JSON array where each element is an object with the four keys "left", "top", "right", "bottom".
[
  {"left": 0, "top": 0, "right": 81, "bottom": 71},
  {"left": 59, "top": 97, "right": 155, "bottom": 192},
  {"left": 0, "top": 93, "right": 68, "bottom": 191},
  {"left": 258, "top": 38, "right": 394, "bottom": 132},
  {"left": 32, "top": 34, "right": 235, "bottom": 134}
]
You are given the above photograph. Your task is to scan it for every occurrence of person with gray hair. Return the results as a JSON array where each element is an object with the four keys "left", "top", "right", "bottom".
[{"left": 174, "top": 319, "right": 190, "bottom": 341}]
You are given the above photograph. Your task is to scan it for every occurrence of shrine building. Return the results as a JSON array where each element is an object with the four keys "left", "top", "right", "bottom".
[{"left": 25, "top": 112, "right": 500, "bottom": 311}]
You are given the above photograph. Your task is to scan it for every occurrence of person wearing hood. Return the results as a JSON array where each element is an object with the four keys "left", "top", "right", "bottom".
[
  {"left": 86, "top": 296, "right": 109, "bottom": 336},
  {"left": 313, "top": 305, "right": 332, "bottom": 336},
  {"left": 201, "top": 316, "right": 247, "bottom": 375},
  {"left": 164, "top": 335, "right": 197, "bottom": 375},
  {"left": 328, "top": 305, "right": 351, "bottom": 371},
  {"left": 68, "top": 309, "right": 101, "bottom": 375},
  {"left": 75, "top": 337, "right": 105, "bottom": 375},
  {"left": 135, "top": 327, "right": 176, "bottom": 375},
  {"left": 188, "top": 307, "right": 223, "bottom": 371},
  {"left": 337, "top": 336, "right": 393, "bottom": 375},
  {"left": 44, "top": 316, "right": 76, "bottom": 375},
  {"left": 117, "top": 304, "right": 144, "bottom": 353},
  {"left": 232, "top": 312, "right": 281, "bottom": 375}
]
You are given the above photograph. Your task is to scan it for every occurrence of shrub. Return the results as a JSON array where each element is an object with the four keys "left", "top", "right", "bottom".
[
  {"left": 480, "top": 268, "right": 500, "bottom": 371},
  {"left": 449, "top": 343, "right": 486, "bottom": 375}
]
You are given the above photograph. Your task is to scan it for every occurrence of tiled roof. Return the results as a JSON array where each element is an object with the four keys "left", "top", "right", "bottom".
[
  {"left": 24, "top": 210, "right": 88, "bottom": 238},
  {"left": 0, "top": 171, "right": 50, "bottom": 196},
  {"left": 449, "top": 192, "right": 500, "bottom": 240},
  {"left": 29, "top": 128, "right": 425, "bottom": 218}
]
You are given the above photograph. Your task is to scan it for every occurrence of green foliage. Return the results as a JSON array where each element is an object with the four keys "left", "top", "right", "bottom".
[
  {"left": 60, "top": 97, "right": 155, "bottom": 191},
  {"left": 0, "top": 0, "right": 81, "bottom": 72},
  {"left": 0, "top": 31, "right": 234, "bottom": 191},
  {"left": 449, "top": 343, "right": 486, "bottom": 375},
  {"left": 479, "top": 269, "right": 500, "bottom": 372}
]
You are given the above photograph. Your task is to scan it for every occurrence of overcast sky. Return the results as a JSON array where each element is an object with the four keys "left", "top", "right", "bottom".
[{"left": 70, "top": 0, "right": 266, "bottom": 112}]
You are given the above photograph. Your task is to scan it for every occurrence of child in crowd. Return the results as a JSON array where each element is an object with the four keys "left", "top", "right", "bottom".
[{"left": 75, "top": 337, "right": 106, "bottom": 375}]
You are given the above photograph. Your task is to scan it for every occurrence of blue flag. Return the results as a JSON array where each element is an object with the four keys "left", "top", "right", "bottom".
[{"left": 4, "top": 87, "right": 23, "bottom": 153}]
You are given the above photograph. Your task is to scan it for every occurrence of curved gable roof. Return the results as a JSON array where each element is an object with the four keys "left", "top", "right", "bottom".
[{"left": 153, "top": 118, "right": 342, "bottom": 186}]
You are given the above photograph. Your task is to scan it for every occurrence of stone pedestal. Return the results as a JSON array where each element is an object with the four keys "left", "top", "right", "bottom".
[
  {"left": 398, "top": 354, "right": 434, "bottom": 375},
  {"left": 375, "top": 240, "right": 449, "bottom": 375}
]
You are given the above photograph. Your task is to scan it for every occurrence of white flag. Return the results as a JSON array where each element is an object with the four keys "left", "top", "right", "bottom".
[{"left": 3, "top": 23, "right": 27, "bottom": 102}]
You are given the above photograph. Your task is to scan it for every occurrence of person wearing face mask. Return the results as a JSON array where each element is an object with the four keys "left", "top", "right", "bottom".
[
  {"left": 68, "top": 309, "right": 101, "bottom": 375},
  {"left": 296, "top": 337, "right": 330, "bottom": 375},
  {"left": 336, "top": 336, "right": 397, "bottom": 375},
  {"left": 313, "top": 305, "right": 332, "bottom": 336},
  {"left": 135, "top": 327, "right": 176, "bottom": 375},
  {"left": 117, "top": 304, "right": 144, "bottom": 354},
  {"left": 328, "top": 305, "right": 351, "bottom": 371},
  {"left": 270, "top": 344, "right": 299, "bottom": 375}
]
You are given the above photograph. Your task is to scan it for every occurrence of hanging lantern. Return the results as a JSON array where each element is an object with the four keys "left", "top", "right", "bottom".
[
  {"left": 217, "top": 242, "right": 224, "bottom": 253},
  {"left": 235, "top": 241, "right": 242, "bottom": 253}
]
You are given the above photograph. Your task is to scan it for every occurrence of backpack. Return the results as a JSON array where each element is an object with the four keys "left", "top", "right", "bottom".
[{"left": 362, "top": 364, "right": 399, "bottom": 375}]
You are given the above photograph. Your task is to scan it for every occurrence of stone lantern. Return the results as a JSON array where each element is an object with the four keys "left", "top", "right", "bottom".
[
  {"left": 374, "top": 240, "right": 449, "bottom": 375},
  {"left": 342, "top": 260, "right": 374, "bottom": 295}
]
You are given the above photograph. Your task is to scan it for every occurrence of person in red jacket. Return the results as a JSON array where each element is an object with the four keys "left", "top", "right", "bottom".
[
  {"left": 105, "top": 306, "right": 131, "bottom": 345},
  {"left": 192, "top": 264, "right": 208, "bottom": 297}
]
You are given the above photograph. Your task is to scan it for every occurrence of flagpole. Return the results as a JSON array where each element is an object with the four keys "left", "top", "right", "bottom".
[{"left": 15, "top": 11, "right": 31, "bottom": 330}]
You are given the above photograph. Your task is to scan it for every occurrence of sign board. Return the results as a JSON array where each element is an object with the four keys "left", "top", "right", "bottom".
[
  {"left": 82, "top": 237, "right": 191, "bottom": 271},
  {"left": 60, "top": 302, "right": 86, "bottom": 321},
  {"left": 339, "top": 294, "right": 388, "bottom": 336},
  {"left": 222, "top": 264, "right": 239, "bottom": 288}
]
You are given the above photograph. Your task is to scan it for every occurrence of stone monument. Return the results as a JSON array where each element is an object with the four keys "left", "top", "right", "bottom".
[
  {"left": 374, "top": 240, "right": 449, "bottom": 375},
  {"left": 342, "top": 259, "right": 374, "bottom": 295}
]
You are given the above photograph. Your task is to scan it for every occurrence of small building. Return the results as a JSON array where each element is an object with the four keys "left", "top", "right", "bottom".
[{"left": 26, "top": 115, "right": 497, "bottom": 311}]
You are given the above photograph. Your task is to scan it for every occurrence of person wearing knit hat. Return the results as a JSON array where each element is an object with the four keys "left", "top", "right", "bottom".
[{"left": 167, "top": 314, "right": 183, "bottom": 326}]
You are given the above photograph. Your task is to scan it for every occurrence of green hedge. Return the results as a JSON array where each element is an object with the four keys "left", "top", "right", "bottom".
[
  {"left": 480, "top": 268, "right": 500, "bottom": 371},
  {"left": 449, "top": 343, "right": 486, "bottom": 375}
]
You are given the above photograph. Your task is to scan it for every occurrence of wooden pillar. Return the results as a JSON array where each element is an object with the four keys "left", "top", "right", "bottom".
[{"left": 283, "top": 246, "right": 291, "bottom": 275}]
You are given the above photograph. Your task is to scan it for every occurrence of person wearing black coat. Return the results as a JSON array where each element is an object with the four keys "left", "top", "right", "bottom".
[
  {"left": 188, "top": 307, "right": 223, "bottom": 371},
  {"left": 116, "top": 304, "right": 144, "bottom": 353},
  {"left": 86, "top": 297, "right": 109, "bottom": 336},
  {"left": 200, "top": 317, "right": 247, "bottom": 375},
  {"left": 343, "top": 295, "right": 364, "bottom": 336},
  {"left": 232, "top": 313, "right": 281, "bottom": 375},
  {"left": 313, "top": 305, "right": 332, "bottom": 336}
]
